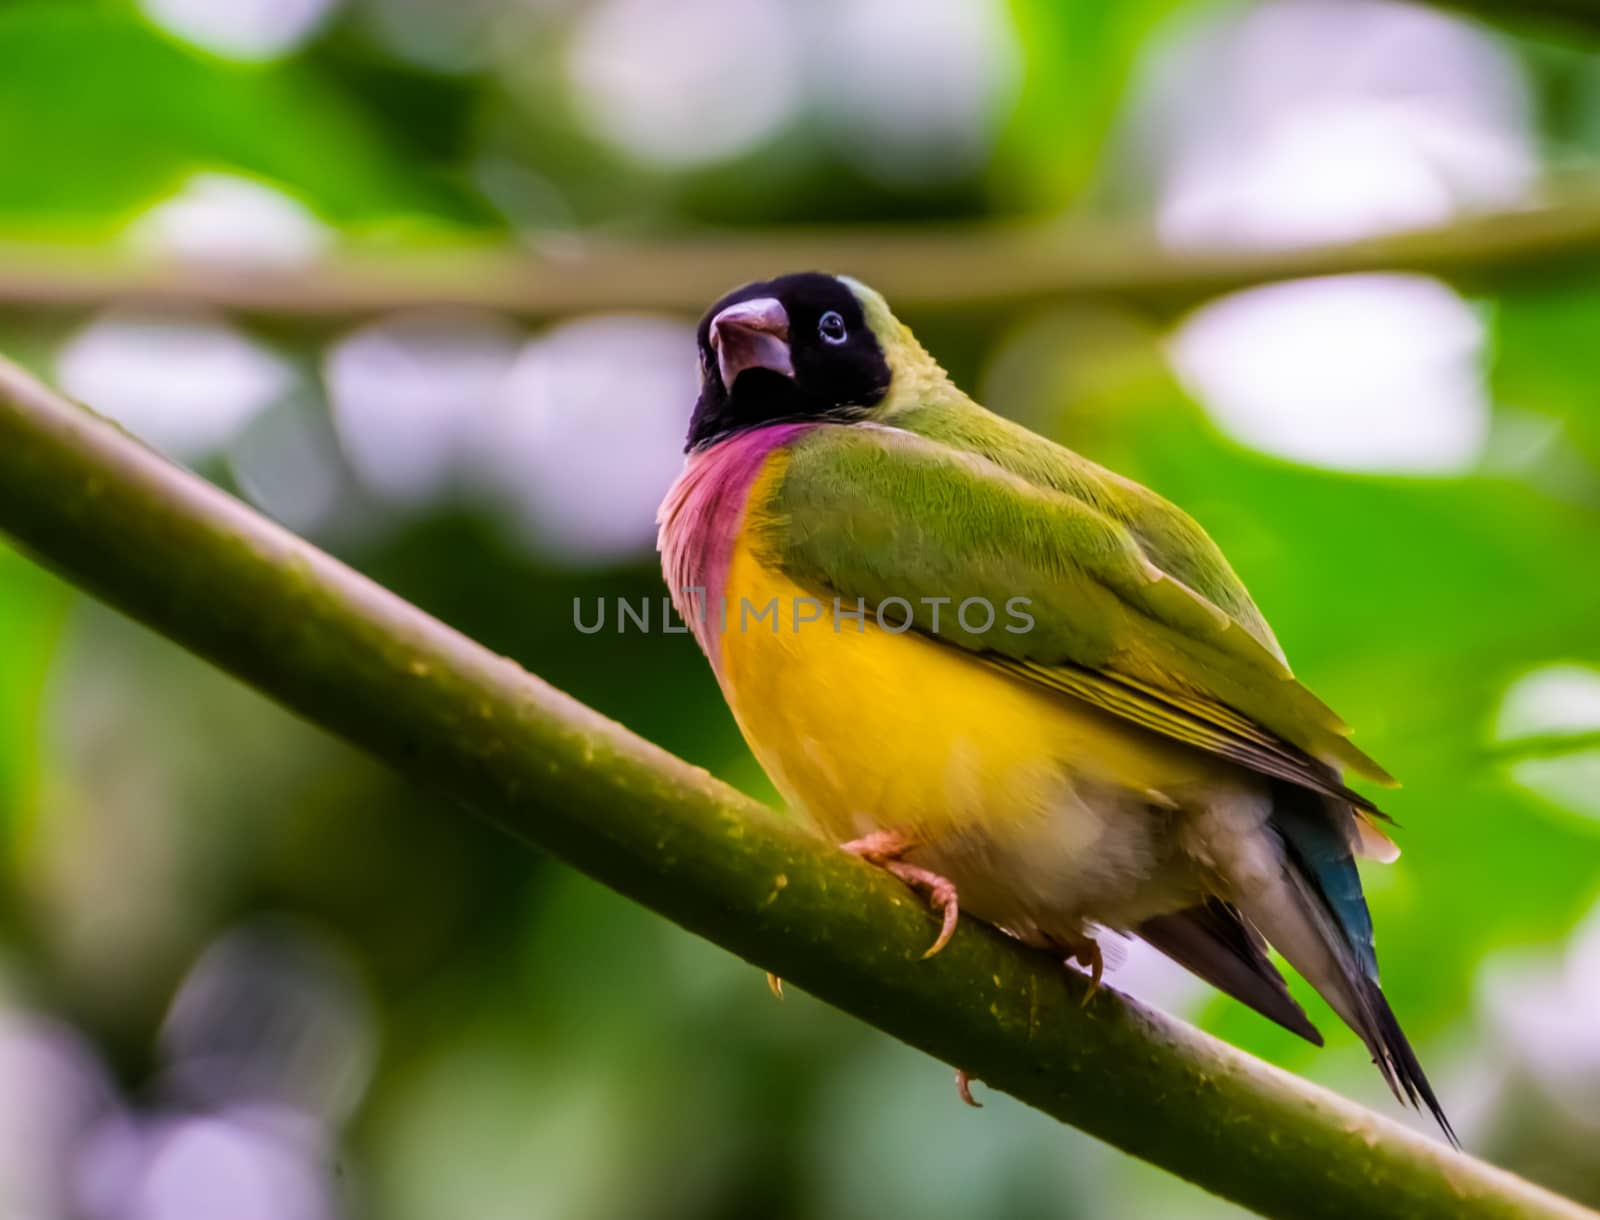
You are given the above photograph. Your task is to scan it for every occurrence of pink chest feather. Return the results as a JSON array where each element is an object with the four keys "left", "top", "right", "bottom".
[{"left": 656, "top": 423, "right": 810, "bottom": 659}]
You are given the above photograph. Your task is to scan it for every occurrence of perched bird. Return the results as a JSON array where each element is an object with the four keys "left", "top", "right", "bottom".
[{"left": 657, "top": 272, "right": 1453, "bottom": 1141}]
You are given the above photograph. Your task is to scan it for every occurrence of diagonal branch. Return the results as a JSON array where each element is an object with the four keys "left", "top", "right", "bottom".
[
  {"left": 4, "top": 191, "right": 1600, "bottom": 323},
  {"left": 0, "top": 357, "right": 1590, "bottom": 1220}
]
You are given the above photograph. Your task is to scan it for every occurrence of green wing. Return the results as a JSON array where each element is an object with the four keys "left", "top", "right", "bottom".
[
  {"left": 759, "top": 420, "right": 1394, "bottom": 797},
  {"left": 883, "top": 401, "right": 1286, "bottom": 658}
]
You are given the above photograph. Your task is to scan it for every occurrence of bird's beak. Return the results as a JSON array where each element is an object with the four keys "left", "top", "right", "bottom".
[{"left": 710, "top": 298, "right": 793, "bottom": 386}]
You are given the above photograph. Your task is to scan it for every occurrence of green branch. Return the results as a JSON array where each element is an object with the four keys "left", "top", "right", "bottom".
[
  {"left": 4, "top": 191, "right": 1600, "bottom": 323},
  {"left": 0, "top": 357, "right": 1590, "bottom": 1220}
]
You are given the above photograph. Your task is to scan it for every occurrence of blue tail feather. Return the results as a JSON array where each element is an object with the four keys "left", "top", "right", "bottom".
[
  {"left": 1268, "top": 781, "right": 1457, "bottom": 1146},
  {"left": 1271, "top": 783, "right": 1378, "bottom": 982}
]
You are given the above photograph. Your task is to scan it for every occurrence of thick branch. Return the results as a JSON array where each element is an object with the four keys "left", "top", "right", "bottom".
[
  {"left": 5, "top": 192, "right": 1600, "bottom": 322},
  {"left": 0, "top": 358, "right": 1589, "bottom": 1220}
]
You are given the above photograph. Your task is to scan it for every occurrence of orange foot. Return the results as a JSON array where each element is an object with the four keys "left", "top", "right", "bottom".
[{"left": 842, "top": 830, "right": 960, "bottom": 958}]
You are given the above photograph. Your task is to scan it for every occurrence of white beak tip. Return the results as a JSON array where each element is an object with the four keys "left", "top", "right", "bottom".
[{"left": 711, "top": 297, "right": 794, "bottom": 384}]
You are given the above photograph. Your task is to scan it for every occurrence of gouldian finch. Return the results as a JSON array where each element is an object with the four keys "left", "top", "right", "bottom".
[{"left": 657, "top": 272, "right": 1453, "bottom": 1141}]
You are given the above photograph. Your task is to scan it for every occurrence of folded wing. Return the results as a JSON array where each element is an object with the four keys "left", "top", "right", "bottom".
[{"left": 763, "top": 423, "right": 1393, "bottom": 795}]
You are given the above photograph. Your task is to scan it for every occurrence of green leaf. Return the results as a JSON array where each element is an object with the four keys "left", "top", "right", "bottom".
[
  {"left": 0, "top": 4, "right": 451, "bottom": 233},
  {"left": 992, "top": 0, "right": 1201, "bottom": 211}
]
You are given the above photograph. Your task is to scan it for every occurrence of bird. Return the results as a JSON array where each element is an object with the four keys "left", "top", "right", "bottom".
[{"left": 656, "top": 271, "right": 1455, "bottom": 1143}]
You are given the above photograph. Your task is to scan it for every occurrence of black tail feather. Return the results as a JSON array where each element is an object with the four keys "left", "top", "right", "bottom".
[
  {"left": 1359, "top": 975, "right": 1459, "bottom": 1147},
  {"left": 1139, "top": 900, "right": 1323, "bottom": 1046}
]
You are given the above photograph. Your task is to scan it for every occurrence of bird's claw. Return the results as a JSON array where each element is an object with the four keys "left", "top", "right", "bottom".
[
  {"left": 955, "top": 1069, "right": 982, "bottom": 1108},
  {"left": 766, "top": 972, "right": 784, "bottom": 1000},
  {"left": 842, "top": 832, "right": 961, "bottom": 958},
  {"left": 1068, "top": 937, "right": 1104, "bottom": 1007},
  {"left": 901, "top": 867, "right": 959, "bottom": 958}
]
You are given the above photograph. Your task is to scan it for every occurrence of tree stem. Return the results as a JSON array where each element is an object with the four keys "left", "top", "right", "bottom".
[{"left": 0, "top": 358, "right": 1589, "bottom": 1220}]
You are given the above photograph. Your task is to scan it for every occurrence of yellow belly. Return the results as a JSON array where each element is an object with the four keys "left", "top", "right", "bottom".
[
  {"left": 715, "top": 528, "right": 1228, "bottom": 936},
  {"left": 700, "top": 451, "right": 1248, "bottom": 935},
  {"left": 724, "top": 540, "right": 1158, "bottom": 824}
]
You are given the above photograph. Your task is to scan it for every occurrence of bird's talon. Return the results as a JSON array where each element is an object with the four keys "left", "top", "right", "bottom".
[
  {"left": 885, "top": 862, "right": 960, "bottom": 958},
  {"left": 1069, "top": 939, "right": 1104, "bottom": 1006},
  {"left": 920, "top": 882, "right": 960, "bottom": 958},
  {"left": 955, "top": 1069, "right": 982, "bottom": 1108},
  {"left": 766, "top": 972, "right": 784, "bottom": 1000},
  {"left": 844, "top": 834, "right": 962, "bottom": 959}
]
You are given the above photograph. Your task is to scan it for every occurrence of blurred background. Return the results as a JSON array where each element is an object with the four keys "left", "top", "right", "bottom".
[{"left": 0, "top": 0, "right": 1599, "bottom": 1215}]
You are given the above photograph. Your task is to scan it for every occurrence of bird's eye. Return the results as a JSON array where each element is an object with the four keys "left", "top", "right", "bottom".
[{"left": 818, "top": 311, "right": 848, "bottom": 345}]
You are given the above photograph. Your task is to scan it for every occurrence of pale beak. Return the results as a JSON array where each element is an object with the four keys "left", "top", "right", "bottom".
[{"left": 710, "top": 298, "right": 793, "bottom": 387}]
